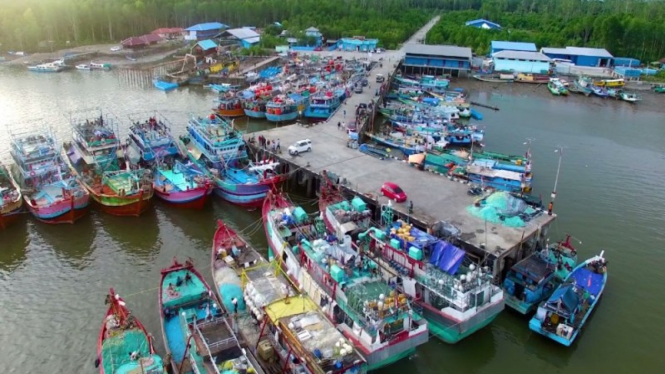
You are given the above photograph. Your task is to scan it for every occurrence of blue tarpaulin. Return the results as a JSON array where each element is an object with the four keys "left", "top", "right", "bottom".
[
  {"left": 429, "top": 241, "right": 465, "bottom": 274},
  {"left": 546, "top": 285, "right": 579, "bottom": 317}
]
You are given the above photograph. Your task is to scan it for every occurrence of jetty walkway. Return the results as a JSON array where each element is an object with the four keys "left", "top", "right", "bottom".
[{"left": 250, "top": 16, "right": 555, "bottom": 278}]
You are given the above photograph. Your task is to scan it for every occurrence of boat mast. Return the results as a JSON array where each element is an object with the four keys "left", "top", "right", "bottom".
[{"left": 550, "top": 146, "right": 564, "bottom": 215}]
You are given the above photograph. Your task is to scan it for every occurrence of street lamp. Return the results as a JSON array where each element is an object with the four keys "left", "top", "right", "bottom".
[{"left": 549, "top": 147, "right": 564, "bottom": 215}]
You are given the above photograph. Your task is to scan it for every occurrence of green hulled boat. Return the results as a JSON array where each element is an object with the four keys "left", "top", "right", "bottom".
[{"left": 547, "top": 79, "right": 569, "bottom": 96}]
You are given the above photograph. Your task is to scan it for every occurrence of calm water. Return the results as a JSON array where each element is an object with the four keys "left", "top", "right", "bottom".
[{"left": 1, "top": 68, "right": 664, "bottom": 373}]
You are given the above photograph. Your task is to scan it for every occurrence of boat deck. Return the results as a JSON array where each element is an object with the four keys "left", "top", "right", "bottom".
[{"left": 193, "top": 317, "right": 238, "bottom": 356}]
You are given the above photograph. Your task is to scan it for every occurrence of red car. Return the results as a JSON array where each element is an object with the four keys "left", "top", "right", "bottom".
[{"left": 380, "top": 182, "right": 407, "bottom": 203}]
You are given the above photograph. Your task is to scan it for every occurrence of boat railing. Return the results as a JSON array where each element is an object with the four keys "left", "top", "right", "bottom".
[{"left": 192, "top": 320, "right": 222, "bottom": 374}]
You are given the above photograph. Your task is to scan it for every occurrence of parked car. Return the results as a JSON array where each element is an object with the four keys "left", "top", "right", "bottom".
[
  {"left": 110, "top": 46, "right": 122, "bottom": 52},
  {"left": 376, "top": 48, "right": 384, "bottom": 53},
  {"left": 361, "top": 78, "right": 368, "bottom": 87},
  {"left": 376, "top": 74, "right": 385, "bottom": 83},
  {"left": 380, "top": 182, "right": 407, "bottom": 203},
  {"left": 288, "top": 139, "right": 312, "bottom": 155},
  {"left": 354, "top": 85, "right": 363, "bottom": 94}
]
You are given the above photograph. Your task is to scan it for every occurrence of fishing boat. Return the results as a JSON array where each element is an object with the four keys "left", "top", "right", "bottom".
[
  {"left": 367, "top": 132, "right": 428, "bottom": 156},
  {"left": 265, "top": 94, "right": 307, "bottom": 122},
  {"left": 153, "top": 79, "right": 179, "bottom": 91},
  {"left": 573, "top": 77, "right": 594, "bottom": 96},
  {"left": 261, "top": 295, "right": 368, "bottom": 374},
  {"left": 463, "top": 159, "right": 533, "bottom": 193},
  {"left": 419, "top": 75, "right": 450, "bottom": 92},
  {"left": 547, "top": 78, "right": 569, "bottom": 96},
  {"left": 590, "top": 85, "right": 610, "bottom": 98},
  {"left": 178, "top": 114, "right": 284, "bottom": 206},
  {"left": 654, "top": 86, "right": 665, "bottom": 93},
  {"left": 127, "top": 113, "right": 179, "bottom": 163},
  {"left": 239, "top": 83, "right": 276, "bottom": 119},
  {"left": 360, "top": 220, "right": 504, "bottom": 343},
  {"left": 473, "top": 74, "right": 514, "bottom": 83},
  {"left": 159, "top": 258, "right": 264, "bottom": 374},
  {"left": 619, "top": 91, "right": 641, "bottom": 103},
  {"left": 76, "top": 64, "right": 91, "bottom": 71},
  {"left": 96, "top": 288, "right": 165, "bottom": 374},
  {"left": 319, "top": 181, "right": 505, "bottom": 345},
  {"left": 63, "top": 109, "right": 154, "bottom": 216},
  {"left": 0, "top": 163, "right": 23, "bottom": 230},
  {"left": 303, "top": 89, "right": 345, "bottom": 121},
  {"left": 503, "top": 244, "right": 578, "bottom": 314},
  {"left": 529, "top": 251, "right": 608, "bottom": 346},
  {"left": 514, "top": 73, "right": 550, "bottom": 84},
  {"left": 358, "top": 144, "right": 394, "bottom": 160},
  {"left": 27, "top": 62, "right": 64, "bottom": 73},
  {"left": 592, "top": 78, "right": 624, "bottom": 88},
  {"left": 263, "top": 191, "right": 429, "bottom": 370},
  {"left": 214, "top": 94, "right": 245, "bottom": 118},
  {"left": 9, "top": 129, "right": 91, "bottom": 224},
  {"left": 153, "top": 160, "right": 213, "bottom": 209},
  {"left": 91, "top": 61, "right": 112, "bottom": 70}
]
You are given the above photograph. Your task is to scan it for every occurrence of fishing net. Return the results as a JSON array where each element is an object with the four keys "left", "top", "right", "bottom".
[
  {"left": 467, "top": 191, "right": 536, "bottom": 228},
  {"left": 101, "top": 330, "right": 150, "bottom": 374},
  {"left": 345, "top": 281, "right": 392, "bottom": 314}
]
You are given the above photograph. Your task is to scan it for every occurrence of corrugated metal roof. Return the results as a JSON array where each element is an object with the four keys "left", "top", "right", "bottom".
[
  {"left": 565, "top": 47, "right": 613, "bottom": 58},
  {"left": 404, "top": 44, "right": 472, "bottom": 60},
  {"left": 493, "top": 50, "right": 550, "bottom": 61},
  {"left": 225, "top": 27, "right": 260, "bottom": 40},
  {"left": 186, "top": 22, "right": 227, "bottom": 31},
  {"left": 197, "top": 39, "right": 218, "bottom": 50},
  {"left": 541, "top": 47, "right": 569, "bottom": 55},
  {"left": 541, "top": 46, "right": 613, "bottom": 58},
  {"left": 121, "top": 34, "right": 162, "bottom": 46},
  {"left": 465, "top": 19, "right": 501, "bottom": 29},
  {"left": 491, "top": 41, "right": 537, "bottom": 52},
  {"left": 306, "top": 27, "right": 320, "bottom": 32},
  {"left": 243, "top": 36, "right": 261, "bottom": 44}
]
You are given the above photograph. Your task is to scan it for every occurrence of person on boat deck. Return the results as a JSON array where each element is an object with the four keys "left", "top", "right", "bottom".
[
  {"left": 231, "top": 244, "right": 240, "bottom": 257},
  {"left": 167, "top": 283, "right": 177, "bottom": 295}
]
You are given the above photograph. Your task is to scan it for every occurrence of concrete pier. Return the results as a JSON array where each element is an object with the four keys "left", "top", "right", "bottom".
[{"left": 249, "top": 17, "right": 556, "bottom": 279}]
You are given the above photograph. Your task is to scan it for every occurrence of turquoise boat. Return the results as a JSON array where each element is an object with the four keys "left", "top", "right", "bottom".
[
  {"left": 503, "top": 239, "right": 578, "bottom": 314},
  {"left": 158, "top": 258, "right": 263, "bottom": 374},
  {"left": 529, "top": 251, "right": 608, "bottom": 346},
  {"left": 97, "top": 288, "right": 165, "bottom": 374}
]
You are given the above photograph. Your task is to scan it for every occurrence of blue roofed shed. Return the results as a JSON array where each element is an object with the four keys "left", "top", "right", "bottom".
[
  {"left": 465, "top": 19, "right": 502, "bottom": 30},
  {"left": 185, "top": 22, "right": 228, "bottom": 40},
  {"left": 403, "top": 44, "right": 473, "bottom": 77},
  {"left": 491, "top": 41, "right": 537, "bottom": 56},
  {"left": 541, "top": 46, "right": 613, "bottom": 67},
  {"left": 493, "top": 50, "right": 551, "bottom": 74},
  {"left": 222, "top": 28, "right": 261, "bottom": 48},
  {"left": 339, "top": 37, "right": 378, "bottom": 52}
]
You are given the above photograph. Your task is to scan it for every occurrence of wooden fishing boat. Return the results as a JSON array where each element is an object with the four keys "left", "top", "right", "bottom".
[
  {"left": 619, "top": 91, "right": 641, "bottom": 103},
  {"left": 158, "top": 258, "right": 263, "bottom": 374},
  {"left": 547, "top": 78, "right": 569, "bottom": 96},
  {"left": 10, "top": 129, "right": 91, "bottom": 224},
  {"left": 63, "top": 109, "right": 154, "bottom": 216},
  {"left": 654, "top": 86, "right": 665, "bottom": 93},
  {"left": 96, "top": 288, "right": 165, "bottom": 374},
  {"left": 514, "top": 73, "right": 550, "bottom": 84},
  {"left": 214, "top": 94, "right": 245, "bottom": 117},
  {"left": 153, "top": 160, "right": 213, "bottom": 209},
  {"left": 473, "top": 74, "right": 514, "bottom": 83},
  {"left": 529, "top": 251, "right": 608, "bottom": 346},
  {"left": 0, "top": 162, "right": 23, "bottom": 230}
]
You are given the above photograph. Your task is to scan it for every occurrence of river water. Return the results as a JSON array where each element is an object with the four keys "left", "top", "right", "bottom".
[{"left": 1, "top": 68, "right": 664, "bottom": 373}]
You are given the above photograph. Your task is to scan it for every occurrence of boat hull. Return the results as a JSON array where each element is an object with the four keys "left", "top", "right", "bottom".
[
  {"left": 25, "top": 194, "right": 90, "bottom": 224},
  {"left": 214, "top": 174, "right": 284, "bottom": 207},
  {"left": 505, "top": 296, "right": 538, "bottom": 315},
  {"left": 265, "top": 111, "right": 299, "bottom": 122},
  {"left": 216, "top": 108, "right": 245, "bottom": 117},
  {"left": 417, "top": 292, "right": 504, "bottom": 344},
  {"left": 244, "top": 109, "right": 266, "bottom": 119},
  {"left": 0, "top": 207, "right": 23, "bottom": 230},
  {"left": 91, "top": 191, "right": 153, "bottom": 217},
  {"left": 154, "top": 185, "right": 213, "bottom": 209}
]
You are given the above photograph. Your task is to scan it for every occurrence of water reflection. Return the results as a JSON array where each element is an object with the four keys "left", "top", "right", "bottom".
[
  {"left": 0, "top": 217, "right": 29, "bottom": 273},
  {"left": 154, "top": 200, "right": 217, "bottom": 243},
  {"left": 97, "top": 207, "right": 160, "bottom": 259},
  {"left": 523, "top": 330, "right": 574, "bottom": 369},
  {"left": 30, "top": 215, "right": 96, "bottom": 267}
]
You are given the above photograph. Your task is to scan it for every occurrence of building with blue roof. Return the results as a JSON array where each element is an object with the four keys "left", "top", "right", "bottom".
[
  {"left": 305, "top": 27, "right": 323, "bottom": 46},
  {"left": 185, "top": 22, "right": 228, "bottom": 40},
  {"left": 491, "top": 41, "right": 537, "bottom": 56},
  {"left": 403, "top": 44, "right": 473, "bottom": 77},
  {"left": 541, "top": 46, "right": 613, "bottom": 67},
  {"left": 193, "top": 39, "right": 218, "bottom": 55},
  {"left": 465, "top": 19, "right": 502, "bottom": 30}
]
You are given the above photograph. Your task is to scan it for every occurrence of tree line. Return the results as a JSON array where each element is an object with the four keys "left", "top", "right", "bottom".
[
  {"left": 425, "top": 0, "right": 665, "bottom": 63},
  {"left": 0, "top": 0, "right": 431, "bottom": 52}
]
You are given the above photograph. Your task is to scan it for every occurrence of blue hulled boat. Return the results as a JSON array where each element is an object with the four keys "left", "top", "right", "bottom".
[
  {"left": 464, "top": 159, "right": 533, "bottom": 192},
  {"left": 265, "top": 94, "right": 307, "bottom": 122},
  {"left": 127, "top": 113, "right": 178, "bottom": 163},
  {"left": 153, "top": 160, "right": 213, "bottom": 209},
  {"left": 303, "top": 89, "right": 345, "bottom": 120},
  {"left": 529, "top": 251, "right": 608, "bottom": 346},
  {"left": 367, "top": 132, "right": 427, "bottom": 155},
  {"left": 503, "top": 239, "right": 578, "bottom": 314},
  {"left": 178, "top": 114, "right": 284, "bottom": 206},
  {"left": 158, "top": 258, "right": 263, "bottom": 374}
]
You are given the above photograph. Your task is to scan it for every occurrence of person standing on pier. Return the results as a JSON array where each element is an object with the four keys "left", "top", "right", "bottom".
[
  {"left": 343, "top": 109, "right": 346, "bottom": 118},
  {"left": 276, "top": 139, "right": 281, "bottom": 152}
]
